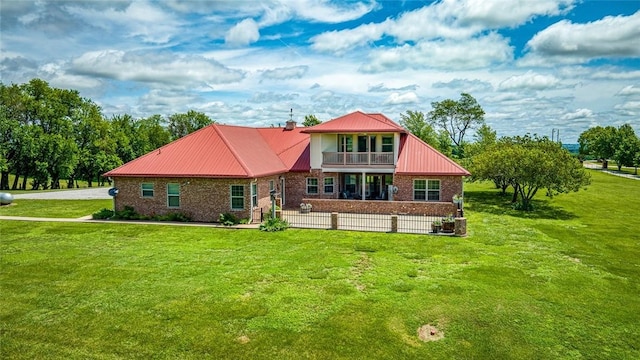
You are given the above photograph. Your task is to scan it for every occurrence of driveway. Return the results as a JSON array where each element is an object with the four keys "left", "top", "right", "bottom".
[{"left": 11, "top": 187, "right": 112, "bottom": 200}]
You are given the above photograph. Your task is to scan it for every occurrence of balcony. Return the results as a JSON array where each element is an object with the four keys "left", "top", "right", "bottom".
[{"left": 322, "top": 152, "right": 394, "bottom": 166}]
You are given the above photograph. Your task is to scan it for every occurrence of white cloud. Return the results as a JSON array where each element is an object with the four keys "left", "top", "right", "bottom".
[
  {"left": 311, "top": 0, "right": 577, "bottom": 54},
  {"left": 614, "top": 101, "right": 640, "bottom": 112},
  {"left": 444, "top": 0, "right": 576, "bottom": 28},
  {"left": 261, "top": 65, "right": 309, "bottom": 80},
  {"left": 285, "top": 0, "right": 377, "bottom": 23},
  {"left": 616, "top": 85, "right": 640, "bottom": 97},
  {"left": 361, "top": 33, "right": 513, "bottom": 72},
  {"left": 561, "top": 108, "right": 593, "bottom": 120},
  {"left": 383, "top": 92, "right": 419, "bottom": 105},
  {"left": 310, "top": 21, "right": 390, "bottom": 55},
  {"left": 71, "top": 50, "right": 245, "bottom": 87},
  {"left": 65, "top": 1, "right": 179, "bottom": 44},
  {"left": 498, "top": 71, "right": 560, "bottom": 91},
  {"left": 225, "top": 18, "right": 260, "bottom": 46},
  {"left": 525, "top": 11, "right": 640, "bottom": 63}
]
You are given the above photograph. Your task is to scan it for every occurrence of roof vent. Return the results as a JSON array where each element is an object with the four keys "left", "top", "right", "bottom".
[{"left": 285, "top": 120, "right": 296, "bottom": 130}]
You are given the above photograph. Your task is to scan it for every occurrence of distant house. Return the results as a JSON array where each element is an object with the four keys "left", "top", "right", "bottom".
[{"left": 105, "top": 111, "right": 470, "bottom": 222}]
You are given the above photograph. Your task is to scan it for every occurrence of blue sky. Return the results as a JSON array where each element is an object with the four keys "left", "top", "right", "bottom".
[{"left": 1, "top": 0, "right": 639, "bottom": 143}]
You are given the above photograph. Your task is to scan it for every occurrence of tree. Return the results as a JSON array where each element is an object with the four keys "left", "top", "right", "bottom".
[
  {"left": 302, "top": 114, "right": 321, "bottom": 127},
  {"left": 469, "top": 135, "right": 590, "bottom": 211},
  {"left": 167, "top": 110, "right": 213, "bottom": 140},
  {"left": 399, "top": 110, "right": 446, "bottom": 154},
  {"left": 611, "top": 124, "right": 639, "bottom": 171},
  {"left": 578, "top": 126, "right": 617, "bottom": 167},
  {"left": 465, "top": 123, "right": 497, "bottom": 158},
  {"left": 428, "top": 93, "right": 485, "bottom": 155}
]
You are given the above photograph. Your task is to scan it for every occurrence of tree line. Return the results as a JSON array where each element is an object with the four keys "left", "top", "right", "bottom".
[
  {"left": 578, "top": 124, "right": 640, "bottom": 173},
  {"left": 397, "top": 92, "right": 633, "bottom": 211},
  {"left": 0, "top": 79, "right": 213, "bottom": 190}
]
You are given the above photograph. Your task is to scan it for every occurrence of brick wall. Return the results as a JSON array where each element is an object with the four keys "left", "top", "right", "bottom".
[
  {"left": 281, "top": 170, "right": 339, "bottom": 209},
  {"left": 303, "top": 198, "right": 456, "bottom": 216},
  {"left": 112, "top": 176, "right": 279, "bottom": 223},
  {"left": 392, "top": 175, "right": 462, "bottom": 202}
]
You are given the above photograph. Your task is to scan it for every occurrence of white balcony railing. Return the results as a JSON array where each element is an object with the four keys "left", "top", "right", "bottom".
[{"left": 322, "top": 152, "right": 394, "bottom": 166}]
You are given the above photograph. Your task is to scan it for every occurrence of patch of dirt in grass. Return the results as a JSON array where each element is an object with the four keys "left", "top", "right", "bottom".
[
  {"left": 417, "top": 324, "right": 444, "bottom": 342},
  {"left": 350, "top": 252, "right": 372, "bottom": 292},
  {"left": 236, "top": 335, "right": 250, "bottom": 344}
]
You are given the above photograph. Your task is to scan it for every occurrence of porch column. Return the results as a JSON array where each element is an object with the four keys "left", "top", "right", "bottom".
[{"left": 361, "top": 171, "right": 366, "bottom": 201}]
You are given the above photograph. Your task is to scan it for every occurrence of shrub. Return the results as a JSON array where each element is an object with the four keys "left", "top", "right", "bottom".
[
  {"left": 112, "top": 206, "right": 143, "bottom": 220},
  {"left": 92, "top": 208, "right": 114, "bottom": 220},
  {"left": 259, "top": 217, "right": 289, "bottom": 232},
  {"left": 219, "top": 212, "right": 240, "bottom": 226},
  {"left": 154, "top": 212, "right": 191, "bottom": 222}
]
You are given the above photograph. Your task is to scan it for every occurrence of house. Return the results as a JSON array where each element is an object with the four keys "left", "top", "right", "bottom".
[{"left": 104, "top": 111, "right": 470, "bottom": 222}]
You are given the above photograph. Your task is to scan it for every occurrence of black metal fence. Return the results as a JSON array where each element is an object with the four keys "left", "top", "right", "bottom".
[{"left": 282, "top": 210, "right": 449, "bottom": 235}]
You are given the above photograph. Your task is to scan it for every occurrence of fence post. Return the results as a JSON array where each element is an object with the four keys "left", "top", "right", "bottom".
[
  {"left": 390, "top": 214, "right": 398, "bottom": 233},
  {"left": 331, "top": 212, "right": 338, "bottom": 230},
  {"left": 454, "top": 217, "right": 467, "bottom": 237}
]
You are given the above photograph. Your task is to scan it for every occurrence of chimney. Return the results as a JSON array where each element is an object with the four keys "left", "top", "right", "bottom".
[{"left": 285, "top": 120, "right": 296, "bottom": 130}]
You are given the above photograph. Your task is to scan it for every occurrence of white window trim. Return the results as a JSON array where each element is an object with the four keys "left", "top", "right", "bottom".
[
  {"left": 306, "top": 177, "right": 319, "bottom": 195},
  {"left": 250, "top": 182, "right": 258, "bottom": 209},
  {"left": 230, "top": 184, "right": 245, "bottom": 211},
  {"left": 167, "top": 183, "right": 180, "bottom": 208},
  {"left": 323, "top": 177, "right": 335, "bottom": 194},
  {"left": 414, "top": 179, "right": 441, "bottom": 201},
  {"left": 141, "top": 183, "right": 154, "bottom": 198}
]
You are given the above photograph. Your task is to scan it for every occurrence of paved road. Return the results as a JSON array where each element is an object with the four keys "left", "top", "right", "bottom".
[
  {"left": 10, "top": 187, "right": 112, "bottom": 200},
  {"left": 583, "top": 163, "right": 640, "bottom": 181}
]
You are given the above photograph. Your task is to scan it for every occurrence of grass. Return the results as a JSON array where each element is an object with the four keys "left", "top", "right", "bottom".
[
  {"left": 1, "top": 173, "right": 107, "bottom": 194},
  {"left": 1, "top": 170, "right": 639, "bottom": 359},
  {"left": 0, "top": 199, "right": 112, "bottom": 218}
]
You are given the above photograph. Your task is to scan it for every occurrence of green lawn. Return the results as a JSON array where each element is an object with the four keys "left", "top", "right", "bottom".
[
  {"left": 0, "top": 199, "right": 112, "bottom": 218},
  {"left": 1, "top": 170, "right": 639, "bottom": 359}
]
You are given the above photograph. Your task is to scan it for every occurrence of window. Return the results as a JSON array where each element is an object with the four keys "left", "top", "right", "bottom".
[
  {"left": 231, "top": 185, "right": 245, "bottom": 210},
  {"left": 141, "top": 183, "right": 154, "bottom": 197},
  {"left": 269, "top": 180, "right": 274, "bottom": 192},
  {"left": 324, "top": 177, "right": 334, "bottom": 194},
  {"left": 414, "top": 180, "right": 426, "bottom": 201},
  {"left": 427, "top": 180, "right": 441, "bottom": 201},
  {"left": 382, "top": 136, "right": 393, "bottom": 152},
  {"left": 251, "top": 182, "right": 257, "bottom": 208},
  {"left": 306, "top": 178, "right": 319, "bottom": 194},
  {"left": 338, "top": 135, "right": 353, "bottom": 152},
  {"left": 167, "top": 183, "right": 180, "bottom": 208},
  {"left": 413, "top": 179, "right": 440, "bottom": 201}
]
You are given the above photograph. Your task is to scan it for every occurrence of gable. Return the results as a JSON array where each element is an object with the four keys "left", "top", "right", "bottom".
[{"left": 302, "top": 111, "right": 406, "bottom": 134}]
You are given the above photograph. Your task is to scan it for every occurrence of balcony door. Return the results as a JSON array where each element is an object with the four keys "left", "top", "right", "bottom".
[{"left": 357, "top": 135, "right": 376, "bottom": 153}]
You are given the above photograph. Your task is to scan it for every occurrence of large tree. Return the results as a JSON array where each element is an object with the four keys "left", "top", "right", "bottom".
[
  {"left": 611, "top": 124, "right": 639, "bottom": 171},
  {"left": 428, "top": 93, "right": 485, "bottom": 155},
  {"left": 578, "top": 126, "right": 617, "bottom": 167},
  {"left": 469, "top": 135, "right": 590, "bottom": 211}
]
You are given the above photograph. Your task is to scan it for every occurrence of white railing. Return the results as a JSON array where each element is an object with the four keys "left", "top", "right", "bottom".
[{"left": 322, "top": 152, "right": 394, "bottom": 166}]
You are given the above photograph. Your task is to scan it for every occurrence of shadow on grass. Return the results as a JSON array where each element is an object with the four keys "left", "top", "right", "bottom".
[{"left": 464, "top": 189, "right": 577, "bottom": 220}]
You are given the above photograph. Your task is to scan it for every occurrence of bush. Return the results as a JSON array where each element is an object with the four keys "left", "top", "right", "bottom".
[
  {"left": 92, "top": 208, "right": 114, "bottom": 219},
  {"left": 154, "top": 212, "right": 192, "bottom": 222},
  {"left": 219, "top": 212, "right": 240, "bottom": 226},
  {"left": 259, "top": 217, "right": 289, "bottom": 232},
  {"left": 112, "top": 206, "right": 143, "bottom": 220}
]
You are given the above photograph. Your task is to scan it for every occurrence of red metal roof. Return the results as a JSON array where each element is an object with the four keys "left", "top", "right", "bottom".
[
  {"left": 105, "top": 113, "right": 469, "bottom": 179},
  {"left": 396, "top": 133, "right": 471, "bottom": 176},
  {"left": 302, "top": 111, "right": 406, "bottom": 134},
  {"left": 105, "top": 124, "right": 302, "bottom": 178}
]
